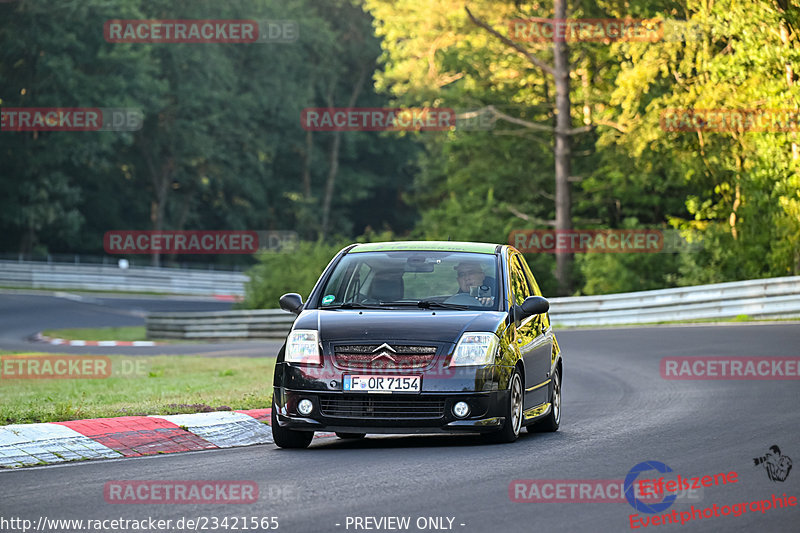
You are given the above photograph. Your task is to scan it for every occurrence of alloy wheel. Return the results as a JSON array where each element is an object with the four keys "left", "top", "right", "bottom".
[
  {"left": 511, "top": 373, "right": 523, "bottom": 435},
  {"left": 552, "top": 373, "right": 561, "bottom": 424}
]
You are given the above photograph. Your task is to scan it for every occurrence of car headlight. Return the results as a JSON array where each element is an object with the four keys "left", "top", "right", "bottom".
[
  {"left": 449, "top": 332, "right": 499, "bottom": 366},
  {"left": 285, "top": 329, "right": 322, "bottom": 365}
]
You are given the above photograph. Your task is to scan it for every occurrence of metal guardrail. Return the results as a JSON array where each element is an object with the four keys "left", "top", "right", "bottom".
[
  {"left": 144, "top": 276, "right": 800, "bottom": 340},
  {"left": 0, "top": 260, "right": 247, "bottom": 296},
  {"left": 548, "top": 276, "right": 800, "bottom": 326},
  {"left": 146, "top": 309, "right": 295, "bottom": 340}
]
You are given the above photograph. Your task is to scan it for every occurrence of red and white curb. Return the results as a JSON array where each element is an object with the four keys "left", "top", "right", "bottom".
[
  {"left": 213, "top": 294, "right": 243, "bottom": 302},
  {"left": 33, "top": 332, "right": 159, "bottom": 347},
  {"left": 0, "top": 410, "right": 336, "bottom": 468}
]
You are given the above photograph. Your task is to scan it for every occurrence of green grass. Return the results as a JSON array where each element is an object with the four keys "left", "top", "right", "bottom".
[
  {"left": 42, "top": 326, "right": 149, "bottom": 342},
  {"left": 0, "top": 353, "right": 274, "bottom": 425}
]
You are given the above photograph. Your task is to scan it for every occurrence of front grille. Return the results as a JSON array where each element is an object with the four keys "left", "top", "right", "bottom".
[
  {"left": 319, "top": 396, "right": 446, "bottom": 419},
  {"left": 333, "top": 344, "right": 437, "bottom": 370}
]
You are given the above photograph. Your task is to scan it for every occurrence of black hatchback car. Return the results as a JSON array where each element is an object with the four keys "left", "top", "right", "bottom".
[{"left": 271, "top": 241, "right": 562, "bottom": 448}]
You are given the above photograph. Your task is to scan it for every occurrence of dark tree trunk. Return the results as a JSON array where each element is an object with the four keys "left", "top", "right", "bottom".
[
  {"left": 465, "top": 3, "right": 575, "bottom": 294},
  {"left": 320, "top": 65, "right": 368, "bottom": 239},
  {"left": 553, "top": 0, "right": 573, "bottom": 294}
]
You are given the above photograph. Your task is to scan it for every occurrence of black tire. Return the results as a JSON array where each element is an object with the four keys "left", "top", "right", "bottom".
[
  {"left": 527, "top": 367, "right": 561, "bottom": 433},
  {"left": 271, "top": 400, "right": 313, "bottom": 449},
  {"left": 335, "top": 432, "right": 366, "bottom": 440},
  {"left": 483, "top": 368, "right": 524, "bottom": 444}
]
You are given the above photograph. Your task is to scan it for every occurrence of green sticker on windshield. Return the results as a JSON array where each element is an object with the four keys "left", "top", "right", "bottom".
[{"left": 322, "top": 295, "right": 335, "bottom": 305}]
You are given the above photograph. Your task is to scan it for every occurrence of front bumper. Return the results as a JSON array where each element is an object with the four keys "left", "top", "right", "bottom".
[{"left": 273, "top": 388, "right": 509, "bottom": 434}]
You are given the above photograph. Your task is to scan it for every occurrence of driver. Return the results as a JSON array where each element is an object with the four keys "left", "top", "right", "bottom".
[{"left": 454, "top": 261, "right": 495, "bottom": 305}]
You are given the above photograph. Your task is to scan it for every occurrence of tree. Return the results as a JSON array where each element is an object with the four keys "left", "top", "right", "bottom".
[
  {"left": 594, "top": 0, "right": 800, "bottom": 281},
  {"left": 0, "top": 0, "right": 159, "bottom": 255},
  {"left": 366, "top": 0, "right": 612, "bottom": 293}
]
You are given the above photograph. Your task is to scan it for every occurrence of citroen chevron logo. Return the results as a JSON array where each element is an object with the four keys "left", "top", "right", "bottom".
[
  {"left": 370, "top": 343, "right": 398, "bottom": 364},
  {"left": 370, "top": 352, "right": 397, "bottom": 364},
  {"left": 371, "top": 343, "right": 397, "bottom": 353}
]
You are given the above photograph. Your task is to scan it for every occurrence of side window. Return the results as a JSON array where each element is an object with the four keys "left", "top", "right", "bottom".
[
  {"left": 509, "top": 254, "right": 531, "bottom": 306},
  {"left": 319, "top": 262, "right": 351, "bottom": 303},
  {"left": 336, "top": 262, "right": 371, "bottom": 303},
  {"left": 517, "top": 255, "right": 550, "bottom": 329},
  {"left": 518, "top": 256, "right": 542, "bottom": 297}
]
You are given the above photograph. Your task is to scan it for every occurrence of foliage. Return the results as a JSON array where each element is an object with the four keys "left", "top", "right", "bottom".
[
  {"left": 2, "top": 0, "right": 797, "bottom": 295},
  {"left": 366, "top": 0, "right": 800, "bottom": 295},
  {"left": 0, "top": 0, "right": 419, "bottom": 262},
  {"left": 241, "top": 228, "right": 400, "bottom": 308},
  {"left": 241, "top": 240, "right": 349, "bottom": 309},
  {"left": 594, "top": 0, "right": 800, "bottom": 284}
]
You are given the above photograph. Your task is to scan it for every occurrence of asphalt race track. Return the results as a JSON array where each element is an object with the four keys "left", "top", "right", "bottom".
[
  {"left": 0, "top": 291, "right": 282, "bottom": 356},
  {"left": 2, "top": 321, "right": 799, "bottom": 532}
]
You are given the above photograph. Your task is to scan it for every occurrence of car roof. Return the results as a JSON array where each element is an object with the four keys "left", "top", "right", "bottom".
[{"left": 348, "top": 241, "right": 501, "bottom": 254}]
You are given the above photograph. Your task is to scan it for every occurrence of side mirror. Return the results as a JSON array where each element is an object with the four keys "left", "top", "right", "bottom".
[
  {"left": 279, "top": 293, "right": 304, "bottom": 315},
  {"left": 519, "top": 296, "right": 549, "bottom": 319}
]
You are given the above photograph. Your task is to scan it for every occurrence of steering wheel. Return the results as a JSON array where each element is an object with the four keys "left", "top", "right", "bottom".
[{"left": 443, "top": 293, "right": 482, "bottom": 305}]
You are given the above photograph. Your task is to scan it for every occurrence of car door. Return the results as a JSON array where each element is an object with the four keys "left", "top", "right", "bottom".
[
  {"left": 509, "top": 253, "right": 552, "bottom": 409},
  {"left": 518, "top": 255, "right": 557, "bottom": 378}
]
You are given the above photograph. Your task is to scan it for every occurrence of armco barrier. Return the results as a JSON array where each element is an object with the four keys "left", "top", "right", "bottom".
[
  {"left": 146, "top": 309, "right": 296, "bottom": 340},
  {"left": 548, "top": 276, "right": 800, "bottom": 326},
  {"left": 0, "top": 260, "right": 247, "bottom": 296},
  {"left": 144, "top": 276, "right": 800, "bottom": 339}
]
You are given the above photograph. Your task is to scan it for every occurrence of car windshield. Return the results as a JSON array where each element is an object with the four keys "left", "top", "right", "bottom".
[{"left": 317, "top": 251, "right": 500, "bottom": 311}]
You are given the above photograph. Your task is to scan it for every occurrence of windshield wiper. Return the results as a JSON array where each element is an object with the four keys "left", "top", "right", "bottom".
[
  {"left": 380, "top": 300, "right": 471, "bottom": 310},
  {"left": 323, "top": 302, "right": 384, "bottom": 309}
]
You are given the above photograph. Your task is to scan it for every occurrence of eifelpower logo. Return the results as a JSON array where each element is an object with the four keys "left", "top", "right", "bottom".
[
  {"left": 1, "top": 108, "right": 142, "bottom": 132},
  {"left": 104, "top": 20, "right": 298, "bottom": 43},
  {"left": 104, "top": 231, "right": 259, "bottom": 255},
  {"left": 301, "top": 108, "right": 456, "bottom": 132}
]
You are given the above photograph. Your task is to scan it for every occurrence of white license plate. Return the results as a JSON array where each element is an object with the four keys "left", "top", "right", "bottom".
[{"left": 343, "top": 375, "right": 421, "bottom": 393}]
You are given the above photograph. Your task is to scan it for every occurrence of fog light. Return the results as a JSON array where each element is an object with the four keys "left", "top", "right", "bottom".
[
  {"left": 453, "top": 401, "right": 470, "bottom": 418},
  {"left": 297, "top": 399, "right": 313, "bottom": 415}
]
